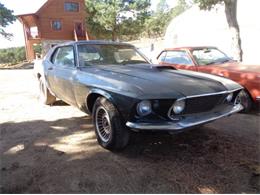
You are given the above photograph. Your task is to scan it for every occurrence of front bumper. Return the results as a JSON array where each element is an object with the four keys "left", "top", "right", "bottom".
[{"left": 126, "top": 104, "right": 243, "bottom": 131}]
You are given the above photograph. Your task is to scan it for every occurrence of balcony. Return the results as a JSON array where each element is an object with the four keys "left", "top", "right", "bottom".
[{"left": 26, "top": 26, "right": 41, "bottom": 40}]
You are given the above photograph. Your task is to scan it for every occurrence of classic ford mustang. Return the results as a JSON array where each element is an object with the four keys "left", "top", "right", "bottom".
[{"left": 35, "top": 41, "right": 244, "bottom": 150}]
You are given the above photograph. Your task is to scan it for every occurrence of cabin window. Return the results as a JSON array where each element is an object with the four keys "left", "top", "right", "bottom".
[
  {"left": 64, "top": 2, "right": 79, "bottom": 12},
  {"left": 51, "top": 20, "right": 62, "bottom": 31},
  {"left": 163, "top": 51, "right": 193, "bottom": 65}
]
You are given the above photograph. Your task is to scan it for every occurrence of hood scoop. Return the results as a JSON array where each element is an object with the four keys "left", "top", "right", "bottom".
[{"left": 152, "top": 65, "right": 177, "bottom": 71}]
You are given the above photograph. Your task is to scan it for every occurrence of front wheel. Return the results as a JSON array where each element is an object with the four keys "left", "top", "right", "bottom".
[
  {"left": 235, "top": 90, "right": 252, "bottom": 113},
  {"left": 93, "top": 97, "right": 130, "bottom": 150}
]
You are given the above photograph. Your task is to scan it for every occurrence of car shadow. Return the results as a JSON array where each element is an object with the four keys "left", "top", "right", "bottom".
[
  {"left": 248, "top": 105, "right": 260, "bottom": 116},
  {"left": 51, "top": 100, "right": 69, "bottom": 106},
  {"left": 1, "top": 116, "right": 259, "bottom": 193}
]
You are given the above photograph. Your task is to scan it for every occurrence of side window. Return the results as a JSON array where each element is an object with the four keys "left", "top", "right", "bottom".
[
  {"left": 64, "top": 2, "right": 79, "bottom": 12},
  {"left": 53, "top": 46, "right": 75, "bottom": 67},
  {"left": 164, "top": 51, "right": 193, "bottom": 65},
  {"left": 51, "top": 20, "right": 62, "bottom": 31},
  {"left": 157, "top": 51, "right": 166, "bottom": 62}
]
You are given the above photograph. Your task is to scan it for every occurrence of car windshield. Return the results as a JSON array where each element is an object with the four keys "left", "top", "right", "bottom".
[
  {"left": 77, "top": 44, "right": 149, "bottom": 66},
  {"left": 192, "top": 48, "right": 232, "bottom": 65}
]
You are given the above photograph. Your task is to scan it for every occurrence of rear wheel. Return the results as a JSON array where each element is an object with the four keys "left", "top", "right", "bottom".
[
  {"left": 93, "top": 97, "right": 130, "bottom": 150},
  {"left": 38, "top": 77, "right": 56, "bottom": 105},
  {"left": 235, "top": 90, "right": 252, "bottom": 113}
]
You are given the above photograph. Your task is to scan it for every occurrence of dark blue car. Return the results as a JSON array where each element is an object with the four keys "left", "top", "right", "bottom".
[{"left": 35, "top": 40, "right": 244, "bottom": 150}]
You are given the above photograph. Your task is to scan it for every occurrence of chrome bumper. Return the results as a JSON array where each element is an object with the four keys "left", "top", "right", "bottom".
[{"left": 126, "top": 104, "right": 243, "bottom": 131}]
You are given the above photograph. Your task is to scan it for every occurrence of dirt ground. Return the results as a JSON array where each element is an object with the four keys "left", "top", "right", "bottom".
[{"left": 0, "top": 69, "right": 259, "bottom": 193}]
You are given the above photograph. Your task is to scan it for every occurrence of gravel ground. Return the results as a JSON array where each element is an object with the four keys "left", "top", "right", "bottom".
[{"left": 0, "top": 69, "right": 259, "bottom": 193}]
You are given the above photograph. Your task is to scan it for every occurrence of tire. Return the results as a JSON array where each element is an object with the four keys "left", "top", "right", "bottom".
[
  {"left": 235, "top": 90, "right": 252, "bottom": 113},
  {"left": 38, "top": 77, "right": 56, "bottom": 105},
  {"left": 92, "top": 97, "right": 130, "bottom": 150}
]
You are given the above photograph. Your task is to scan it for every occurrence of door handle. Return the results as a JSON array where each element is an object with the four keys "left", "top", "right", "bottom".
[{"left": 48, "top": 67, "right": 53, "bottom": 70}]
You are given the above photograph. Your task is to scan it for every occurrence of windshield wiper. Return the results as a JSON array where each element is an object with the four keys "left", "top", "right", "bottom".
[
  {"left": 220, "top": 59, "right": 233, "bottom": 63},
  {"left": 205, "top": 61, "right": 218, "bottom": 65},
  {"left": 205, "top": 58, "right": 233, "bottom": 65}
]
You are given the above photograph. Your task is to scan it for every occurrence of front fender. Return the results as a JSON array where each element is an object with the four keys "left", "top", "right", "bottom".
[
  {"left": 88, "top": 88, "right": 115, "bottom": 104},
  {"left": 86, "top": 88, "right": 138, "bottom": 121},
  {"left": 85, "top": 88, "right": 118, "bottom": 114}
]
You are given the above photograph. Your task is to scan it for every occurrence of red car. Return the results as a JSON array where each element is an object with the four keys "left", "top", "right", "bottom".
[{"left": 157, "top": 46, "right": 260, "bottom": 112}]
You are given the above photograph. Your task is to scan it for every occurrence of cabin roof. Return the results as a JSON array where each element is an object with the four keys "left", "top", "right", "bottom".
[
  {"left": 15, "top": 0, "right": 48, "bottom": 16},
  {"left": 164, "top": 46, "right": 218, "bottom": 51},
  {"left": 54, "top": 40, "right": 134, "bottom": 47}
]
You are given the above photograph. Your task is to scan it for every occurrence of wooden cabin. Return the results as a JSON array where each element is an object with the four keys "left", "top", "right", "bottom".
[{"left": 17, "top": 0, "right": 89, "bottom": 60}]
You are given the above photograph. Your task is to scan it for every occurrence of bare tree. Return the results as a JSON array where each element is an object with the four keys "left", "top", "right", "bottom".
[{"left": 195, "top": 0, "right": 243, "bottom": 61}]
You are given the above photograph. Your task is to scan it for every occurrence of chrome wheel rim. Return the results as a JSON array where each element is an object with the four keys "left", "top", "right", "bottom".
[
  {"left": 95, "top": 106, "right": 112, "bottom": 143},
  {"left": 235, "top": 91, "right": 248, "bottom": 107},
  {"left": 235, "top": 95, "right": 242, "bottom": 105}
]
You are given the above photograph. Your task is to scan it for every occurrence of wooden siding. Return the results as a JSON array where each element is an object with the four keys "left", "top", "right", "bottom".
[
  {"left": 37, "top": 0, "right": 86, "bottom": 40},
  {"left": 18, "top": 0, "right": 87, "bottom": 60}
]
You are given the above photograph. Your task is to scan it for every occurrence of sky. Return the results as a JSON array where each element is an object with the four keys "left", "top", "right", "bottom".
[{"left": 0, "top": 0, "right": 177, "bottom": 49}]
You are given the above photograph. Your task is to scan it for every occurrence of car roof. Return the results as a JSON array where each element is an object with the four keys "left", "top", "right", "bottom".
[
  {"left": 54, "top": 40, "right": 134, "bottom": 47},
  {"left": 164, "top": 46, "right": 218, "bottom": 51},
  {"left": 45, "top": 40, "right": 144, "bottom": 62}
]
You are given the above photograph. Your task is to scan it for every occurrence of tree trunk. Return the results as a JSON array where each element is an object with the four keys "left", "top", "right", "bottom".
[
  {"left": 224, "top": 0, "right": 243, "bottom": 62},
  {"left": 112, "top": 16, "right": 118, "bottom": 41},
  {"left": 112, "top": 30, "right": 116, "bottom": 41}
]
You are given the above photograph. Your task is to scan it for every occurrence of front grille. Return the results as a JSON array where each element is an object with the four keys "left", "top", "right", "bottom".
[
  {"left": 183, "top": 94, "right": 227, "bottom": 114},
  {"left": 153, "top": 100, "right": 174, "bottom": 118}
]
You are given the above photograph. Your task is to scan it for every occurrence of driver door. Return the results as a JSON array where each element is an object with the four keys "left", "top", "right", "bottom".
[{"left": 47, "top": 46, "right": 77, "bottom": 106}]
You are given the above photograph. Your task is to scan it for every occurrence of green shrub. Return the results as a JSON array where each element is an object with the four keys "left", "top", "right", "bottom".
[{"left": 0, "top": 46, "right": 26, "bottom": 64}]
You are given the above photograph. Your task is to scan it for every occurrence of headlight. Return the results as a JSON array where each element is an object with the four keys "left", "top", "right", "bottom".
[
  {"left": 137, "top": 100, "right": 152, "bottom": 116},
  {"left": 172, "top": 99, "right": 185, "bottom": 114},
  {"left": 226, "top": 93, "right": 233, "bottom": 102}
]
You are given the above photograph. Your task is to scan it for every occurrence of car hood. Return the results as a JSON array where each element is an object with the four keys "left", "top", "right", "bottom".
[
  {"left": 219, "top": 62, "right": 260, "bottom": 74},
  {"left": 81, "top": 64, "right": 241, "bottom": 99}
]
